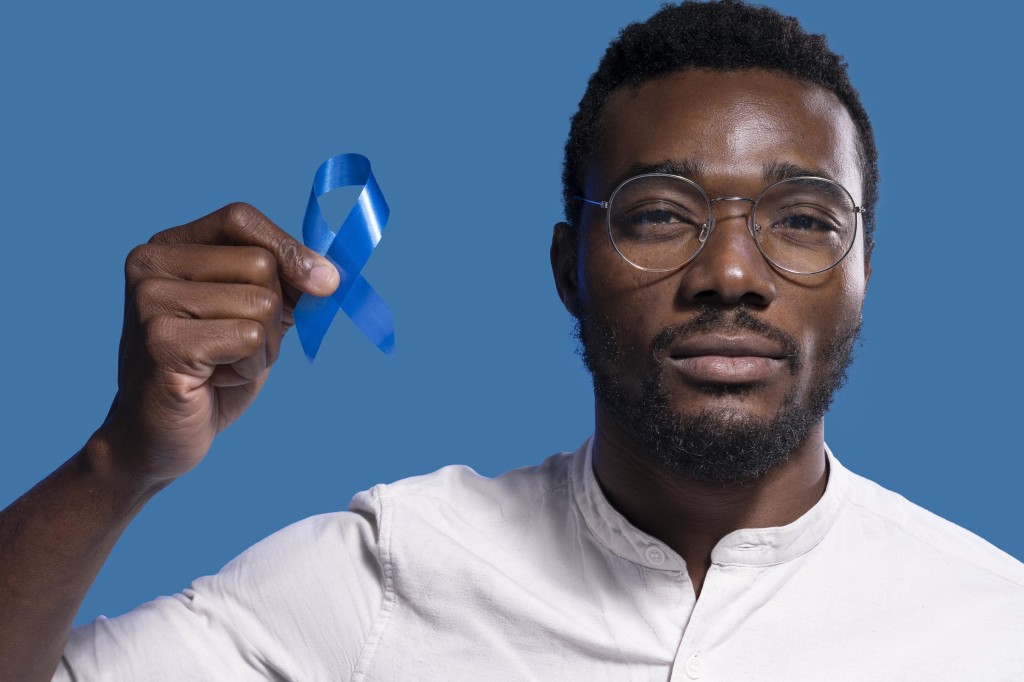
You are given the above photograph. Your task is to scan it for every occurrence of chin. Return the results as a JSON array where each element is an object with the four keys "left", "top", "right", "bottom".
[{"left": 574, "top": 304, "right": 860, "bottom": 483}]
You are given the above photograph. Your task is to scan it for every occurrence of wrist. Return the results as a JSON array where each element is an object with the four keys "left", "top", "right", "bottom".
[{"left": 79, "top": 426, "right": 171, "bottom": 506}]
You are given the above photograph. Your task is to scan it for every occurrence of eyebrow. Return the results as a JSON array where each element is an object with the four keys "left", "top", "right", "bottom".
[
  {"left": 761, "top": 161, "right": 837, "bottom": 184},
  {"left": 608, "top": 159, "right": 838, "bottom": 192},
  {"left": 613, "top": 159, "right": 710, "bottom": 190}
]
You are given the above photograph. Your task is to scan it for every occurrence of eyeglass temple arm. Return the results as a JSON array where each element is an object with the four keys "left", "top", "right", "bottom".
[{"left": 574, "top": 196, "right": 609, "bottom": 209}]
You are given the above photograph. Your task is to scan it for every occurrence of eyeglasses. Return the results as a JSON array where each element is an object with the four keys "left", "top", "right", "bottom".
[{"left": 577, "top": 174, "right": 865, "bottom": 275}]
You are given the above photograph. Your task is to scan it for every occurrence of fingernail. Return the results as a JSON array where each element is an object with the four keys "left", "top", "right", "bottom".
[{"left": 309, "top": 264, "right": 337, "bottom": 291}]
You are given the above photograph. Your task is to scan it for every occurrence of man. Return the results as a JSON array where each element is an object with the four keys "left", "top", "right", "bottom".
[{"left": 2, "top": 1, "right": 1022, "bottom": 679}]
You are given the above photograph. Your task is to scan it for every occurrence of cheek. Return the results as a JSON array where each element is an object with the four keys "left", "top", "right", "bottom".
[
  {"left": 834, "top": 248, "right": 869, "bottom": 323},
  {"left": 579, "top": 232, "right": 668, "bottom": 326},
  {"left": 576, "top": 228, "right": 682, "bottom": 363},
  {"left": 796, "top": 263, "right": 867, "bottom": 360},
  {"left": 577, "top": 224, "right": 630, "bottom": 307}
]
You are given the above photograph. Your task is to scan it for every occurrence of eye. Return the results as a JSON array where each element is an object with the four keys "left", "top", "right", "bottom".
[
  {"left": 770, "top": 212, "right": 835, "bottom": 231},
  {"left": 761, "top": 204, "right": 850, "bottom": 251},
  {"left": 630, "top": 207, "right": 686, "bottom": 227},
  {"left": 619, "top": 205, "right": 705, "bottom": 245},
  {"left": 621, "top": 200, "right": 703, "bottom": 228},
  {"left": 770, "top": 208, "right": 841, "bottom": 233}
]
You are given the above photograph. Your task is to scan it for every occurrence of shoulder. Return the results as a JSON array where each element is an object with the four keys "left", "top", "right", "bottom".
[
  {"left": 60, "top": 510, "right": 387, "bottom": 681},
  {"left": 350, "top": 451, "right": 575, "bottom": 524},
  {"left": 838, "top": 464, "right": 1024, "bottom": 590},
  {"left": 347, "top": 452, "right": 580, "bottom": 593}
]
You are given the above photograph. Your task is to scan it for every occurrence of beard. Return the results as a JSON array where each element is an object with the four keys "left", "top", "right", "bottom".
[{"left": 574, "top": 305, "right": 860, "bottom": 484}]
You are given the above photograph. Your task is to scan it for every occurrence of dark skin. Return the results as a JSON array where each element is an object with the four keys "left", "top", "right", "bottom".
[
  {"left": 551, "top": 69, "right": 871, "bottom": 596},
  {"left": 0, "top": 203, "right": 340, "bottom": 681},
  {"left": 0, "top": 69, "right": 869, "bottom": 680}
]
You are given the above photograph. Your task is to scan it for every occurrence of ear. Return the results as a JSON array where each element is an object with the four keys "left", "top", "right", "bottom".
[{"left": 550, "top": 222, "right": 580, "bottom": 317}]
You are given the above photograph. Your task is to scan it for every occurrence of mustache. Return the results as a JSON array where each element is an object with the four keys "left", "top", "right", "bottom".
[{"left": 650, "top": 306, "right": 801, "bottom": 373}]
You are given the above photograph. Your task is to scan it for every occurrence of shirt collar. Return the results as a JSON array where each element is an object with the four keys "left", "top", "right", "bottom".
[{"left": 570, "top": 436, "right": 849, "bottom": 570}]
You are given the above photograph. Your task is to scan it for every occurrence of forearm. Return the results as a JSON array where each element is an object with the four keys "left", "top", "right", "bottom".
[
  {"left": 0, "top": 204, "right": 327, "bottom": 680},
  {"left": 0, "top": 432, "right": 165, "bottom": 682}
]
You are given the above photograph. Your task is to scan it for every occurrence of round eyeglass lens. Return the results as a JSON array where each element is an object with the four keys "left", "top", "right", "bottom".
[
  {"left": 752, "top": 177, "right": 858, "bottom": 274},
  {"left": 607, "top": 174, "right": 711, "bottom": 271}
]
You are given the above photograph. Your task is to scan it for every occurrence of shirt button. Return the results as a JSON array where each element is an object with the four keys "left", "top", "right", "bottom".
[
  {"left": 685, "top": 653, "right": 703, "bottom": 679},
  {"left": 644, "top": 546, "right": 665, "bottom": 565}
]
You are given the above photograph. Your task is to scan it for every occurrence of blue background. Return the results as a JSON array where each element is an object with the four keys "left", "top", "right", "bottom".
[{"left": 1, "top": 1, "right": 1020, "bottom": 626}]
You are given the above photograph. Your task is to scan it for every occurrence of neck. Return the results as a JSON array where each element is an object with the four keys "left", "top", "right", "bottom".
[{"left": 591, "top": 405, "right": 828, "bottom": 597}]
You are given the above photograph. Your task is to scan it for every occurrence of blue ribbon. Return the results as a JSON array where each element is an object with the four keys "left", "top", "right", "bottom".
[{"left": 293, "top": 153, "right": 394, "bottom": 360}]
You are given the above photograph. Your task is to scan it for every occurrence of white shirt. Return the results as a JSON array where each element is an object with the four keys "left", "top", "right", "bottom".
[{"left": 58, "top": 440, "right": 1024, "bottom": 681}]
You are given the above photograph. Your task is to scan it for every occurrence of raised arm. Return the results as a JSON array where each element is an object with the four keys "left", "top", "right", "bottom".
[{"left": 0, "top": 203, "right": 339, "bottom": 682}]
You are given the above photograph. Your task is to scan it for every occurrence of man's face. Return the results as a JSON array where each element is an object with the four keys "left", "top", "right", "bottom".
[{"left": 555, "top": 69, "right": 870, "bottom": 482}]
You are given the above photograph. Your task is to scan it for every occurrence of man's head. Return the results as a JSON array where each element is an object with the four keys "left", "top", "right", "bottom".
[
  {"left": 562, "top": 0, "right": 878, "bottom": 255},
  {"left": 551, "top": 1, "right": 873, "bottom": 483}
]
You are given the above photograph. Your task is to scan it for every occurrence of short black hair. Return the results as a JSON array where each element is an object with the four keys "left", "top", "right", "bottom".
[{"left": 562, "top": 0, "right": 878, "bottom": 257}]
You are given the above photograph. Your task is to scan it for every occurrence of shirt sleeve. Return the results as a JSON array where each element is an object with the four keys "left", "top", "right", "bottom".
[{"left": 55, "top": 493, "right": 385, "bottom": 682}]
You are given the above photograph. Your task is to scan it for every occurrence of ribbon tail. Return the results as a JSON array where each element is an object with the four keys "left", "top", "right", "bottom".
[{"left": 340, "top": 275, "right": 395, "bottom": 357}]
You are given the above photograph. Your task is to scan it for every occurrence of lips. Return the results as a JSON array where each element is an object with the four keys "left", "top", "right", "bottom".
[{"left": 667, "top": 334, "right": 790, "bottom": 384}]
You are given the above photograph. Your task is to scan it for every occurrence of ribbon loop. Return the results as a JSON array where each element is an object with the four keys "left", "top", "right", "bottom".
[{"left": 294, "top": 153, "right": 393, "bottom": 360}]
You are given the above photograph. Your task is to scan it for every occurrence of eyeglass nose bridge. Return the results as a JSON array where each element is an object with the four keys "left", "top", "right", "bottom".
[{"left": 703, "top": 195, "right": 759, "bottom": 243}]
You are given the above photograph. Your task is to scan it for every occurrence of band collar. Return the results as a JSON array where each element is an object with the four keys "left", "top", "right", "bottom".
[{"left": 570, "top": 437, "right": 848, "bottom": 570}]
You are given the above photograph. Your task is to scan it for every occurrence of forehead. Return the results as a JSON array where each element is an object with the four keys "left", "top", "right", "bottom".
[{"left": 587, "top": 69, "right": 863, "bottom": 202}]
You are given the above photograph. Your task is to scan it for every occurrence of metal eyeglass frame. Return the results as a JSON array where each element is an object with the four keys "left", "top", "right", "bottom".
[{"left": 576, "top": 173, "right": 866, "bottom": 275}]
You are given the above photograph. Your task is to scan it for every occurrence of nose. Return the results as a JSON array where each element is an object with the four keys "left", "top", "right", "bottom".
[{"left": 676, "top": 198, "right": 777, "bottom": 307}]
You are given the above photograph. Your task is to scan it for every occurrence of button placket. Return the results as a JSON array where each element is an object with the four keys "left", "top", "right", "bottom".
[
  {"left": 684, "top": 652, "right": 703, "bottom": 679},
  {"left": 668, "top": 565, "right": 725, "bottom": 681}
]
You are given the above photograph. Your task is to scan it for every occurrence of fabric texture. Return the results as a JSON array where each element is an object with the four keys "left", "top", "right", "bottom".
[{"left": 58, "top": 439, "right": 1024, "bottom": 681}]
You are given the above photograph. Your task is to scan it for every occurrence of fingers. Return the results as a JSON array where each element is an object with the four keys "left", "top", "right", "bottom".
[
  {"left": 125, "top": 244, "right": 282, "bottom": 291},
  {"left": 105, "top": 203, "right": 327, "bottom": 476},
  {"left": 132, "top": 279, "right": 284, "bottom": 369},
  {"left": 143, "top": 315, "right": 268, "bottom": 386},
  {"left": 121, "top": 202, "right": 332, "bottom": 393},
  {"left": 148, "top": 202, "right": 339, "bottom": 296}
]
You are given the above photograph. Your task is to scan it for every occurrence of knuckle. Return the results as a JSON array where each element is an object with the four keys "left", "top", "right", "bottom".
[
  {"left": 247, "top": 247, "right": 277, "bottom": 279},
  {"left": 125, "top": 244, "right": 159, "bottom": 282},
  {"left": 277, "top": 238, "right": 303, "bottom": 272},
  {"left": 224, "top": 202, "right": 259, "bottom": 236},
  {"left": 235, "top": 319, "right": 265, "bottom": 350},
  {"left": 249, "top": 287, "right": 279, "bottom": 318},
  {"left": 133, "top": 278, "right": 168, "bottom": 312}
]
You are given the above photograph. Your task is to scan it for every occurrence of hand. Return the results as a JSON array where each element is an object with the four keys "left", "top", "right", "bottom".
[{"left": 93, "top": 203, "right": 339, "bottom": 486}]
